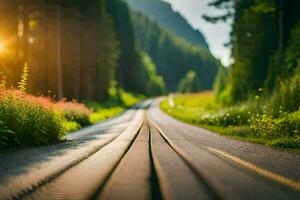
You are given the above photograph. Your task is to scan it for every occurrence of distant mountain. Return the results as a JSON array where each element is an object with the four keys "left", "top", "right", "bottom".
[
  {"left": 126, "top": 0, "right": 209, "bottom": 49},
  {"left": 131, "top": 11, "right": 220, "bottom": 91}
]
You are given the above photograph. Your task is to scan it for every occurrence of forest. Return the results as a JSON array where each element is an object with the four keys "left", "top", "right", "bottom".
[
  {"left": 0, "top": 0, "right": 219, "bottom": 148},
  {"left": 210, "top": 0, "right": 300, "bottom": 109},
  {"left": 2, "top": 0, "right": 299, "bottom": 149},
  {"left": 161, "top": 0, "right": 300, "bottom": 148}
]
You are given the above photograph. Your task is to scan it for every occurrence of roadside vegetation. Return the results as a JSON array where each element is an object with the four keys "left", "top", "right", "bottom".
[
  {"left": 160, "top": 0, "right": 300, "bottom": 149},
  {"left": 161, "top": 91, "right": 300, "bottom": 149},
  {"left": 0, "top": 65, "right": 142, "bottom": 149}
]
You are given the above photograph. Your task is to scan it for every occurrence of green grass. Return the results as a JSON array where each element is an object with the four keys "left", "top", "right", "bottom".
[
  {"left": 89, "top": 106, "right": 125, "bottom": 124},
  {"left": 0, "top": 90, "right": 65, "bottom": 148},
  {"left": 0, "top": 88, "right": 143, "bottom": 149},
  {"left": 61, "top": 90, "right": 144, "bottom": 132},
  {"left": 160, "top": 92, "right": 300, "bottom": 149},
  {"left": 86, "top": 89, "right": 144, "bottom": 125},
  {"left": 63, "top": 121, "right": 81, "bottom": 133}
]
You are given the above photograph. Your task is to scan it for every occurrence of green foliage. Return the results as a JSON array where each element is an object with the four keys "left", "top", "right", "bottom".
[
  {"left": 63, "top": 121, "right": 81, "bottom": 133},
  {"left": 0, "top": 90, "right": 65, "bottom": 148},
  {"left": 161, "top": 92, "right": 300, "bottom": 148},
  {"left": 285, "top": 22, "right": 300, "bottom": 74},
  {"left": 101, "top": 87, "right": 144, "bottom": 108},
  {"left": 0, "top": 87, "right": 143, "bottom": 148},
  {"left": 55, "top": 100, "right": 92, "bottom": 126},
  {"left": 199, "top": 106, "right": 251, "bottom": 127},
  {"left": 89, "top": 106, "right": 124, "bottom": 124},
  {"left": 0, "top": 121, "right": 16, "bottom": 148},
  {"left": 131, "top": 11, "right": 220, "bottom": 91},
  {"left": 207, "top": 0, "right": 300, "bottom": 104},
  {"left": 213, "top": 66, "right": 228, "bottom": 101},
  {"left": 251, "top": 0, "right": 275, "bottom": 14},
  {"left": 177, "top": 70, "right": 201, "bottom": 93},
  {"left": 106, "top": 0, "right": 144, "bottom": 93},
  {"left": 139, "top": 52, "right": 165, "bottom": 95},
  {"left": 217, "top": 84, "right": 233, "bottom": 106},
  {"left": 270, "top": 69, "right": 300, "bottom": 116},
  {"left": 87, "top": 89, "right": 143, "bottom": 124},
  {"left": 118, "top": 90, "right": 144, "bottom": 107},
  {"left": 160, "top": 92, "right": 219, "bottom": 124},
  {"left": 249, "top": 112, "right": 299, "bottom": 138},
  {"left": 126, "top": 0, "right": 208, "bottom": 48}
]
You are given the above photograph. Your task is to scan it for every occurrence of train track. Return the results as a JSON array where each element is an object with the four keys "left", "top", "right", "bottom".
[
  {"left": 21, "top": 113, "right": 221, "bottom": 200},
  {"left": 1, "top": 100, "right": 299, "bottom": 200}
]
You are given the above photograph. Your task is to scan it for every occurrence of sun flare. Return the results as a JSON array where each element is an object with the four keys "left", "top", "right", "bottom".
[{"left": 0, "top": 41, "right": 6, "bottom": 53}]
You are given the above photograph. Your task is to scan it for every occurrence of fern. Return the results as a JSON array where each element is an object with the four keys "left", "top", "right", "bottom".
[{"left": 18, "top": 62, "right": 29, "bottom": 92}]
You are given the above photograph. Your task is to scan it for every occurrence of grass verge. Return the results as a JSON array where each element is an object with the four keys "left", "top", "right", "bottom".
[{"left": 160, "top": 92, "right": 300, "bottom": 149}]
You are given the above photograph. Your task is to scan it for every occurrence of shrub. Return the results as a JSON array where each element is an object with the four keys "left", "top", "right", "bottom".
[
  {"left": 270, "top": 69, "right": 300, "bottom": 116},
  {"left": 177, "top": 70, "right": 201, "bottom": 93},
  {"left": 0, "top": 121, "right": 16, "bottom": 148},
  {"left": 199, "top": 105, "right": 251, "bottom": 127},
  {"left": 55, "top": 99, "right": 92, "bottom": 126},
  {"left": 104, "top": 88, "right": 143, "bottom": 108},
  {"left": 63, "top": 121, "right": 81, "bottom": 133},
  {"left": 249, "top": 110, "right": 300, "bottom": 139},
  {"left": 0, "top": 89, "right": 65, "bottom": 147},
  {"left": 89, "top": 106, "right": 124, "bottom": 124},
  {"left": 119, "top": 90, "right": 144, "bottom": 107}
]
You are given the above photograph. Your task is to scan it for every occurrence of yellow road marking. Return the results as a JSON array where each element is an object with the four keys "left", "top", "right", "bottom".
[{"left": 208, "top": 147, "right": 300, "bottom": 191}]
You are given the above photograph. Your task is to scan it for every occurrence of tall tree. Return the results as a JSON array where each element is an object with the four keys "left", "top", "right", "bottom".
[{"left": 204, "top": 0, "right": 300, "bottom": 102}]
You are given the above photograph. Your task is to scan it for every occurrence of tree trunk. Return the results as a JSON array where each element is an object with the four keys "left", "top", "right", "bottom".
[{"left": 56, "top": 3, "right": 63, "bottom": 99}]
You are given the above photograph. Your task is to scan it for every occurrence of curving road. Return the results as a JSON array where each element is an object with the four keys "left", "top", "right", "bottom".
[{"left": 0, "top": 99, "right": 299, "bottom": 200}]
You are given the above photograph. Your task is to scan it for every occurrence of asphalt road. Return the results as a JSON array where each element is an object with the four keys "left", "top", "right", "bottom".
[{"left": 0, "top": 99, "right": 299, "bottom": 200}]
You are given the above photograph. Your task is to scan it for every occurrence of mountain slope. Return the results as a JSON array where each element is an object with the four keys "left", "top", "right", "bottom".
[
  {"left": 126, "top": 0, "right": 208, "bottom": 49},
  {"left": 131, "top": 11, "right": 220, "bottom": 91},
  {"left": 106, "top": 0, "right": 165, "bottom": 95}
]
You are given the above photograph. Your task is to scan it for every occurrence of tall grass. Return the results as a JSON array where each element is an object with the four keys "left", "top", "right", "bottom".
[
  {"left": 55, "top": 99, "right": 92, "bottom": 126},
  {"left": 270, "top": 69, "right": 300, "bottom": 116},
  {"left": 0, "top": 89, "right": 65, "bottom": 148},
  {"left": 0, "top": 62, "right": 97, "bottom": 148},
  {"left": 0, "top": 63, "right": 144, "bottom": 148},
  {"left": 86, "top": 89, "right": 144, "bottom": 124}
]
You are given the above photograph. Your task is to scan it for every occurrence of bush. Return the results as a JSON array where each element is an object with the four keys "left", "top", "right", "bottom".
[
  {"left": 0, "top": 89, "right": 65, "bottom": 148},
  {"left": 63, "top": 121, "right": 81, "bottom": 133},
  {"left": 89, "top": 106, "right": 124, "bottom": 124},
  {"left": 104, "top": 87, "right": 144, "bottom": 108},
  {"left": 119, "top": 90, "right": 144, "bottom": 107},
  {"left": 270, "top": 69, "right": 300, "bottom": 116},
  {"left": 55, "top": 99, "right": 92, "bottom": 126},
  {"left": 85, "top": 90, "right": 143, "bottom": 125},
  {"left": 0, "top": 121, "right": 16, "bottom": 148},
  {"left": 177, "top": 70, "right": 201, "bottom": 93},
  {"left": 249, "top": 110, "right": 300, "bottom": 139},
  {"left": 161, "top": 92, "right": 300, "bottom": 148},
  {"left": 199, "top": 105, "right": 251, "bottom": 127}
]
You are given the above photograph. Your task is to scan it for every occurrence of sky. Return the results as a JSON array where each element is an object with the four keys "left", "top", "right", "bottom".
[{"left": 162, "top": 0, "right": 232, "bottom": 66}]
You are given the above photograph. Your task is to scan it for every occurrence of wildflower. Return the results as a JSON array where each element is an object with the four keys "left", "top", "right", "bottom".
[{"left": 18, "top": 62, "right": 29, "bottom": 92}]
